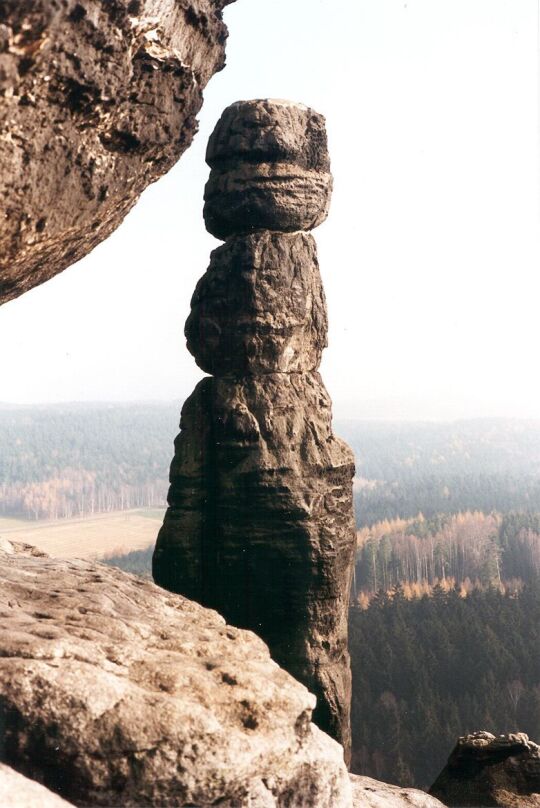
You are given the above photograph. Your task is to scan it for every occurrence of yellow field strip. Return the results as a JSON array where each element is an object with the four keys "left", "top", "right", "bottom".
[{"left": 0, "top": 509, "right": 163, "bottom": 559}]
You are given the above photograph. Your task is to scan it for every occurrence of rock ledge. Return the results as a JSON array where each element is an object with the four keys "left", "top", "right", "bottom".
[{"left": 0, "top": 540, "right": 351, "bottom": 807}]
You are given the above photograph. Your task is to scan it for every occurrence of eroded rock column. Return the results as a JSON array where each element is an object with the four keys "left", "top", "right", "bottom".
[{"left": 153, "top": 99, "right": 356, "bottom": 761}]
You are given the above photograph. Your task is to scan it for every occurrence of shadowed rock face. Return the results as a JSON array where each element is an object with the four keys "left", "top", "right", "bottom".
[
  {"left": 0, "top": 540, "right": 352, "bottom": 807},
  {"left": 430, "top": 731, "right": 540, "bottom": 807},
  {"left": 153, "top": 98, "right": 356, "bottom": 763},
  {"left": 0, "top": 0, "right": 234, "bottom": 304},
  {"left": 185, "top": 231, "right": 328, "bottom": 375}
]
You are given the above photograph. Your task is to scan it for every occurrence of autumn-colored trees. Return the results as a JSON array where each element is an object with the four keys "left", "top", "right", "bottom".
[{"left": 354, "top": 511, "right": 539, "bottom": 598}]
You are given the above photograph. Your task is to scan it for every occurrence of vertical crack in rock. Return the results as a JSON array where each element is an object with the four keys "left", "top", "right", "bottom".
[{"left": 153, "top": 98, "right": 356, "bottom": 763}]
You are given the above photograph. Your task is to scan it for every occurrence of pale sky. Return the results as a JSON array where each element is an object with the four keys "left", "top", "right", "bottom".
[{"left": 1, "top": 0, "right": 539, "bottom": 419}]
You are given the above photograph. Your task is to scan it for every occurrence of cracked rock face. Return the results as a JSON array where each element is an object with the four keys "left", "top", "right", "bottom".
[
  {"left": 0, "top": 0, "right": 234, "bottom": 305},
  {"left": 186, "top": 231, "right": 328, "bottom": 375},
  {"left": 0, "top": 540, "right": 352, "bottom": 807},
  {"left": 429, "top": 731, "right": 540, "bottom": 807},
  {"left": 154, "top": 99, "right": 356, "bottom": 764}
]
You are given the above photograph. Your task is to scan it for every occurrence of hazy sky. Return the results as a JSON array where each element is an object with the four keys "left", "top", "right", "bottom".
[{"left": 1, "top": 0, "right": 539, "bottom": 419}]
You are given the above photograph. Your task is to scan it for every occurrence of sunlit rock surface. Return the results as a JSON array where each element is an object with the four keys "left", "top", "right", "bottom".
[
  {"left": 0, "top": 540, "right": 351, "bottom": 807},
  {"left": 0, "top": 763, "right": 74, "bottom": 807},
  {"left": 351, "top": 774, "right": 446, "bottom": 807}
]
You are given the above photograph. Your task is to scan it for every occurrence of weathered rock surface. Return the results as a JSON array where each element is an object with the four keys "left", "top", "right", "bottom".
[
  {"left": 0, "top": 0, "right": 234, "bottom": 305},
  {"left": 351, "top": 775, "right": 446, "bottom": 807},
  {"left": 0, "top": 540, "right": 352, "bottom": 807},
  {"left": 186, "top": 231, "right": 328, "bottom": 375},
  {"left": 154, "top": 99, "right": 356, "bottom": 763},
  {"left": 430, "top": 731, "right": 540, "bottom": 807},
  {"left": 0, "top": 763, "right": 74, "bottom": 807},
  {"left": 203, "top": 99, "right": 333, "bottom": 239}
]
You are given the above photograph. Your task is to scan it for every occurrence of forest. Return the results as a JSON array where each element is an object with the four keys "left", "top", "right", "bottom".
[
  {"left": 349, "top": 582, "right": 540, "bottom": 788},
  {"left": 355, "top": 510, "right": 540, "bottom": 599},
  {"left": 0, "top": 404, "right": 174, "bottom": 519}
]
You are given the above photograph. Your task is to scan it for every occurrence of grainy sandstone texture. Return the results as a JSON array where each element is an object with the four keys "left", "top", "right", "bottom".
[
  {"left": 430, "top": 731, "right": 540, "bottom": 807},
  {"left": 203, "top": 99, "right": 333, "bottom": 239},
  {"left": 185, "top": 231, "right": 328, "bottom": 376},
  {"left": 0, "top": 0, "right": 233, "bottom": 304},
  {"left": 153, "top": 99, "right": 356, "bottom": 763},
  {"left": 350, "top": 774, "right": 446, "bottom": 808},
  {"left": 0, "top": 540, "right": 352, "bottom": 807}
]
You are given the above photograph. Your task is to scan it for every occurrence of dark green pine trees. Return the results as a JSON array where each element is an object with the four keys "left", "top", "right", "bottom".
[{"left": 349, "top": 581, "right": 540, "bottom": 789}]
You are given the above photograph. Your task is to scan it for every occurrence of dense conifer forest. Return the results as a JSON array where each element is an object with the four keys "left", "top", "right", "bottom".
[
  {"left": 2, "top": 405, "right": 540, "bottom": 790},
  {"left": 349, "top": 582, "right": 540, "bottom": 788}
]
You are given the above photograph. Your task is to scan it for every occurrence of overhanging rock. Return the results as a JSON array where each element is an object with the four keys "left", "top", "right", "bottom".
[{"left": 0, "top": 0, "right": 234, "bottom": 304}]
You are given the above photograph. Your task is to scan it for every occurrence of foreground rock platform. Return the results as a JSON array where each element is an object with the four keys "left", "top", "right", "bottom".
[
  {"left": 430, "top": 731, "right": 540, "bottom": 807},
  {"left": 0, "top": 0, "right": 234, "bottom": 304},
  {"left": 0, "top": 540, "right": 351, "bottom": 807},
  {"left": 351, "top": 774, "right": 446, "bottom": 807}
]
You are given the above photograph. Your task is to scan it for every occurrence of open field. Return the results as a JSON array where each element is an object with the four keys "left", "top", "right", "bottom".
[
  {"left": 0, "top": 509, "right": 164, "bottom": 559},
  {"left": 0, "top": 517, "right": 29, "bottom": 530}
]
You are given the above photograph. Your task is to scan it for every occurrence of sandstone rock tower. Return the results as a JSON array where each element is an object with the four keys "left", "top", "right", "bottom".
[{"left": 153, "top": 99, "right": 356, "bottom": 761}]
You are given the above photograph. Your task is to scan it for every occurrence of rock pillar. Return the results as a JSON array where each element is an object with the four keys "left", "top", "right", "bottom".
[{"left": 153, "top": 99, "right": 356, "bottom": 762}]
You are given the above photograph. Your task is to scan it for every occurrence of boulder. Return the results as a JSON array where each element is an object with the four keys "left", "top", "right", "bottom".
[
  {"left": 0, "top": 763, "right": 74, "bottom": 807},
  {"left": 0, "top": 540, "right": 351, "bottom": 807},
  {"left": 203, "top": 98, "right": 333, "bottom": 239},
  {"left": 0, "top": 0, "right": 234, "bottom": 304},
  {"left": 430, "top": 731, "right": 540, "bottom": 807},
  {"left": 185, "top": 231, "right": 328, "bottom": 375}
]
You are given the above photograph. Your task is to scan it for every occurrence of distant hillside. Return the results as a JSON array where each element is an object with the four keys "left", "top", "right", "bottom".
[
  {"left": 0, "top": 403, "right": 177, "bottom": 519},
  {"left": 346, "top": 419, "right": 540, "bottom": 526},
  {"left": 344, "top": 418, "right": 540, "bottom": 478},
  {"left": 2, "top": 405, "right": 540, "bottom": 524}
]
